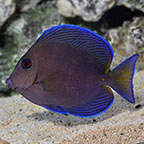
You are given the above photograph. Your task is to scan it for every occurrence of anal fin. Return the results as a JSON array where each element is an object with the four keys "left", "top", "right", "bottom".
[{"left": 65, "top": 86, "right": 114, "bottom": 117}]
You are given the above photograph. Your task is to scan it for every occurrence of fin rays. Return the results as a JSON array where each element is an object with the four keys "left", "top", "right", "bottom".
[
  {"left": 37, "top": 24, "right": 113, "bottom": 73},
  {"left": 65, "top": 86, "right": 114, "bottom": 117},
  {"left": 42, "top": 86, "right": 114, "bottom": 117},
  {"left": 109, "top": 54, "right": 139, "bottom": 103}
]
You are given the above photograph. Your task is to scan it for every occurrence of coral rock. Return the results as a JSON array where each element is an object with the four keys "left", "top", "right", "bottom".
[
  {"left": 117, "top": 0, "right": 144, "bottom": 13},
  {"left": 16, "top": 0, "right": 42, "bottom": 12},
  {"left": 0, "top": 0, "right": 15, "bottom": 27},
  {"left": 105, "top": 17, "right": 144, "bottom": 70},
  {"left": 57, "top": 0, "right": 115, "bottom": 22}
]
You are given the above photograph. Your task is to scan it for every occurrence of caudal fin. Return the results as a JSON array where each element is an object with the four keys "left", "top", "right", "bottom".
[{"left": 108, "top": 54, "right": 139, "bottom": 103}]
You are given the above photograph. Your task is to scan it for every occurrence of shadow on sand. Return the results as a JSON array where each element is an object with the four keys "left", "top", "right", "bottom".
[{"left": 27, "top": 92, "right": 143, "bottom": 127}]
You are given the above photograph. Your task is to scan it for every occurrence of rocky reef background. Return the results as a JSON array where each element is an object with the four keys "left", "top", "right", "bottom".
[
  {"left": 0, "top": 0, "right": 144, "bottom": 143},
  {"left": 0, "top": 0, "right": 144, "bottom": 95}
]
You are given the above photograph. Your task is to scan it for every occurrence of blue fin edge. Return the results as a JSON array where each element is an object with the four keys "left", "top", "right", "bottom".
[
  {"left": 37, "top": 24, "right": 114, "bottom": 59},
  {"left": 42, "top": 97, "right": 114, "bottom": 118},
  {"left": 66, "top": 97, "right": 114, "bottom": 118},
  {"left": 130, "top": 54, "right": 139, "bottom": 103},
  {"left": 43, "top": 105, "right": 68, "bottom": 115}
]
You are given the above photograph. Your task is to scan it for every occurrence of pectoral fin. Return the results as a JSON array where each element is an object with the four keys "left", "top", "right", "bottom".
[{"left": 39, "top": 70, "right": 65, "bottom": 92}]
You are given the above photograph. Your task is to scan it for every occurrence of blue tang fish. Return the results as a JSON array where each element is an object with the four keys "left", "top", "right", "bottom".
[{"left": 6, "top": 25, "right": 139, "bottom": 117}]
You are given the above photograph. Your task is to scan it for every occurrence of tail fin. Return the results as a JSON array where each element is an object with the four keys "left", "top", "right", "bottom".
[{"left": 108, "top": 54, "right": 139, "bottom": 103}]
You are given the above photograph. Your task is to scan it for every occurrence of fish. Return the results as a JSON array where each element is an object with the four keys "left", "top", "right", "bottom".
[{"left": 5, "top": 24, "right": 139, "bottom": 117}]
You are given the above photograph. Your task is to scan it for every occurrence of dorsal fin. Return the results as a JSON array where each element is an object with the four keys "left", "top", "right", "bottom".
[{"left": 37, "top": 24, "right": 113, "bottom": 73}]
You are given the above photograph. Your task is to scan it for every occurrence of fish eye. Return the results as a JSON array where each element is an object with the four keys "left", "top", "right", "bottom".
[{"left": 21, "top": 58, "right": 32, "bottom": 69}]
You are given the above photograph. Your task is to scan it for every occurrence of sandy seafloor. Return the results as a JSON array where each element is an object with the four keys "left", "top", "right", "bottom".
[{"left": 0, "top": 71, "right": 144, "bottom": 144}]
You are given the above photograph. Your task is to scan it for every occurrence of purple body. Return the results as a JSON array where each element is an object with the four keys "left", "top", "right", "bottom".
[{"left": 5, "top": 25, "right": 138, "bottom": 117}]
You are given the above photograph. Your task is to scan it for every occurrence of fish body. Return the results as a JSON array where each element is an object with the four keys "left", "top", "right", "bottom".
[{"left": 6, "top": 25, "right": 139, "bottom": 117}]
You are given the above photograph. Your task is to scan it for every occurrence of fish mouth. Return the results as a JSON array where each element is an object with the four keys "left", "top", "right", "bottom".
[
  {"left": 5, "top": 73, "right": 39, "bottom": 91},
  {"left": 5, "top": 78, "right": 18, "bottom": 90}
]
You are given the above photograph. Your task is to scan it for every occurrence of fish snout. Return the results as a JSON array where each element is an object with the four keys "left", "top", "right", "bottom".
[{"left": 5, "top": 78, "right": 17, "bottom": 90}]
